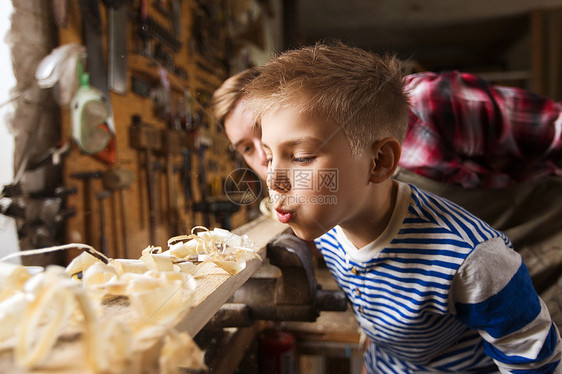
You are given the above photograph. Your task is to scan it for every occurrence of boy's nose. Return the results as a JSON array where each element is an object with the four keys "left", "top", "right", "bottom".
[
  {"left": 267, "top": 167, "right": 292, "bottom": 193},
  {"left": 255, "top": 143, "right": 267, "bottom": 166}
]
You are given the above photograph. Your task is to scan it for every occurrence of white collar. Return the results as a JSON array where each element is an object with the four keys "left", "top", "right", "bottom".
[{"left": 335, "top": 181, "right": 411, "bottom": 263}]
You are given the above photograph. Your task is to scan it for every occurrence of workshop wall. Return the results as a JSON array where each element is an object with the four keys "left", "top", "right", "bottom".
[{"left": 53, "top": 0, "right": 281, "bottom": 260}]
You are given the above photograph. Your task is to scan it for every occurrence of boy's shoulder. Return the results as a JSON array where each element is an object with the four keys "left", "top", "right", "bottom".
[
  {"left": 316, "top": 181, "right": 509, "bottom": 257},
  {"left": 408, "top": 182, "right": 479, "bottom": 222},
  {"left": 407, "top": 182, "right": 507, "bottom": 245}
]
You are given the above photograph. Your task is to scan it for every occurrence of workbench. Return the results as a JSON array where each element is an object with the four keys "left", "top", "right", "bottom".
[
  {"left": 284, "top": 268, "right": 363, "bottom": 374},
  {"left": 0, "top": 215, "right": 290, "bottom": 373}
]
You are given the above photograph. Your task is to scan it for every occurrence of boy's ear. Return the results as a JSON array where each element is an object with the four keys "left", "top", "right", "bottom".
[{"left": 369, "top": 137, "right": 401, "bottom": 183}]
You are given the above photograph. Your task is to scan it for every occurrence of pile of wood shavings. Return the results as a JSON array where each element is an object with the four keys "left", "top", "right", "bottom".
[{"left": 0, "top": 226, "right": 259, "bottom": 373}]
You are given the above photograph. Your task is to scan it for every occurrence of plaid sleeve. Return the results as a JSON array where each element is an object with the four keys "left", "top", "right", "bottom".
[{"left": 400, "top": 71, "right": 562, "bottom": 188}]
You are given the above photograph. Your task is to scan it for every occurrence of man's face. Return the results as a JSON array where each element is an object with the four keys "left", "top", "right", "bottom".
[
  {"left": 224, "top": 101, "right": 268, "bottom": 180},
  {"left": 261, "top": 106, "right": 373, "bottom": 240}
]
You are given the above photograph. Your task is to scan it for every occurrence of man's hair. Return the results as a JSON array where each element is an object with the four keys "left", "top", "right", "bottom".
[
  {"left": 212, "top": 67, "right": 260, "bottom": 126},
  {"left": 244, "top": 42, "right": 410, "bottom": 157}
]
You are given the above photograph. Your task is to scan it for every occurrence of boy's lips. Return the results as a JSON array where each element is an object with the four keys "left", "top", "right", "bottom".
[{"left": 275, "top": 208, "right": 293, "bottom": 224}]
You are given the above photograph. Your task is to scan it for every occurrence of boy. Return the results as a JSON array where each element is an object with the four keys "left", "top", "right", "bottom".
[{"left": 244, "top": 42, "right": 561, "bottom": 373}]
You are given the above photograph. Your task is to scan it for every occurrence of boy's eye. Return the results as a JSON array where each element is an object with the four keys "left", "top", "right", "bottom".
[
  {"left": 292, "top": 156, "right": 316, "bottom": 165},
  {"left": 241, "top": 145, "right": 253, "bottom": 154}
]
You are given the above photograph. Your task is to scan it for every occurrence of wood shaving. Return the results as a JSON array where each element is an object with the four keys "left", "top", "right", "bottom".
[{"left": 0, "top": 225, "right": 258, "bottom": 373}]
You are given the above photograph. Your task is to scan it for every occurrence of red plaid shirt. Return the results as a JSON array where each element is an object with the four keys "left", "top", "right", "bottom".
[{"left": 400, "top": 71, "right": 562, "bottom": 188}]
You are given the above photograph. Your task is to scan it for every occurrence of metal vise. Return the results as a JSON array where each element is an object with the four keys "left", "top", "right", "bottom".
[{"left": 206, "top": 233, "right": 348, "bottom": 327}]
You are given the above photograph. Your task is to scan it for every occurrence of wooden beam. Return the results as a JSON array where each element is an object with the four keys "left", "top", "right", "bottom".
[
  {"left": 546, "top": 9, "right": 562, "bottom": 100},
  {"left": 530, "top": 10, "right": 545, "bottom": 95}
]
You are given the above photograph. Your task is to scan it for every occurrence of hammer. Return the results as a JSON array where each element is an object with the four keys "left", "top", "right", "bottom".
[
  {"left": 103, "top": 167, "right": 135, "bottom": 258},
  {"left": 130, "top": 115, "right": 161, "bottom": 245},
  {"left": 96, "top": 190, "right": 111, "bottom": 257},
  {"left": 71, "top": 170, "right": 104, "bottom": 246}
]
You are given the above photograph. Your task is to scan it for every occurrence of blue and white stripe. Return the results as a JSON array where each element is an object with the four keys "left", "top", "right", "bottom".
[{"left": 315, "top": 182, "right": 561, "bottom": 373}]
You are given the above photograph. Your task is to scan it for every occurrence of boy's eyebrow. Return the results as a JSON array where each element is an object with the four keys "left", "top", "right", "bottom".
[
  {"left": 262, "top": 136, "right": 326, "bottom": 158},
  {"left": 233, "top": 139, "right": 246, "bottom": 149},
  {"left": 264, "top": 136, "right": 324, "bottom": 150}
]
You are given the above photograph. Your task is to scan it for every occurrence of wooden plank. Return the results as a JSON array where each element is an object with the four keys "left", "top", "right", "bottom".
[
  {"left": 177, "top": 215, "right": 290, "bottom": 336},
  {"left": 95, "top": 216, "right": 289, "bottom": 336}
]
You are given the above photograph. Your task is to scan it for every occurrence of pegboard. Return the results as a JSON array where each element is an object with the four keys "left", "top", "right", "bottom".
[{"left": 57, "top": 0, "right": 258, "bottom": 260}]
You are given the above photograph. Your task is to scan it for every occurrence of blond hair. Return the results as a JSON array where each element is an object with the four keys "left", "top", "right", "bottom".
[
  {"left": 244, "top": 42, "right": 410, "bottom": 157},
  {"left": 212, "top": 67, "right": 260, "bottom": 126}
]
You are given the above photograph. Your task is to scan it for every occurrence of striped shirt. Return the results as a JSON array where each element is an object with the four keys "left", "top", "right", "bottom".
[{"left": 315, "top": 181, "right": 561, "bottom": 373}]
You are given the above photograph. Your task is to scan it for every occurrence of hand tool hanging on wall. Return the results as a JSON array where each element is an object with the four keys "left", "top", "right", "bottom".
[
  {"left": 180, "top": 90, "right": 195, "bottom": 132},
  {"left": 2, "top": 186, "right": 76, "bottom": 250},
  {"left": 78, "top": 0, "right": 108, "bottom": 101},
  {"left": 71, "top": 61, "right": 112, "bottom": 154},
  {"left": 144, "top": 15, "right": 183, "bottom": 52},
  {"left": 52, "top": 0, "right": 69, "bottom": 28},
  {"left": 103, "top": 167, "right": 135, "bottom": 258},
  {"left": 181, "top": 148, "right": 193, "bottom": 223},
  {"left": 177, "top": 92, "right": 196, "bottom": 224},
  {"left": 170, "top": 0, "right": 183, "bottom": 37},
  {"left": 78, "top": 0, "right": 117, "bottom": 164},
  {"left": 28, "top": 185, "right": 78, "bottom": 201},
  {"left": 128, "top": 116, "right": 147, "bottom": 230},
  {"left": 26, "top": 142, "right": 71, "bottom": 172},
  {"left": 161, "top": 129, "right": 181, "bottom": 236},
  {"left": 108, "top": 190, "right": 120, "bottom": 257},
  {"left": 130, "top": 115, "right": 161, "bottom": 245},
  {"left": 70, "top": 170, "right": 104, "bottom": 246},
  {"left": 138, "top": 0, "right": 150, "bottom": 56},
  {"left": 135, "top": 0, "right": 186, "bottom": 80},
  {"left": 196, "top": 142, "right": 210, "bottom": 227},
  {"left": 136, "top": 0, "right": 182, "bottom": 51},
  {"left": 153, "top": 160, "right": 166, "bottom": 226},
  {"left": 27, "top": 197, "right": 65, "bottom": 249},
  {"left": 104, "top": 0, "right": 128, "bottom": 95},
  {"left": 161, "top": 119, "right": 195, "bottom": 235},
  {"left": 35, "top": 43, "right": 86, "bottom": 107},
  {"left": 206, "top": 199, "right": 240, "bottom": 231},
  {"left": 0, "top": 192, "right": 25, "bottom": 220},
  {"left": 96, "top": 190, "right": 111, "bottom": 256},
  {"left": 152, "top": 0, "right": 182, "bottom": 36},
  {"left": 3, "top": 88, "right": 49, "bottom": 201},
  {"left": 50, "top": 186, "right": 78, "bottom": 245}
]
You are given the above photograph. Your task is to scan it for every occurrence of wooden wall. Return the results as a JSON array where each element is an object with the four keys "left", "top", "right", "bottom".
[
  {"left": 531, "top": 7, "right": 562, "bottom": 101},
  {"left": 58, "top": 0, "right": 259, "bottom": 260}
]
